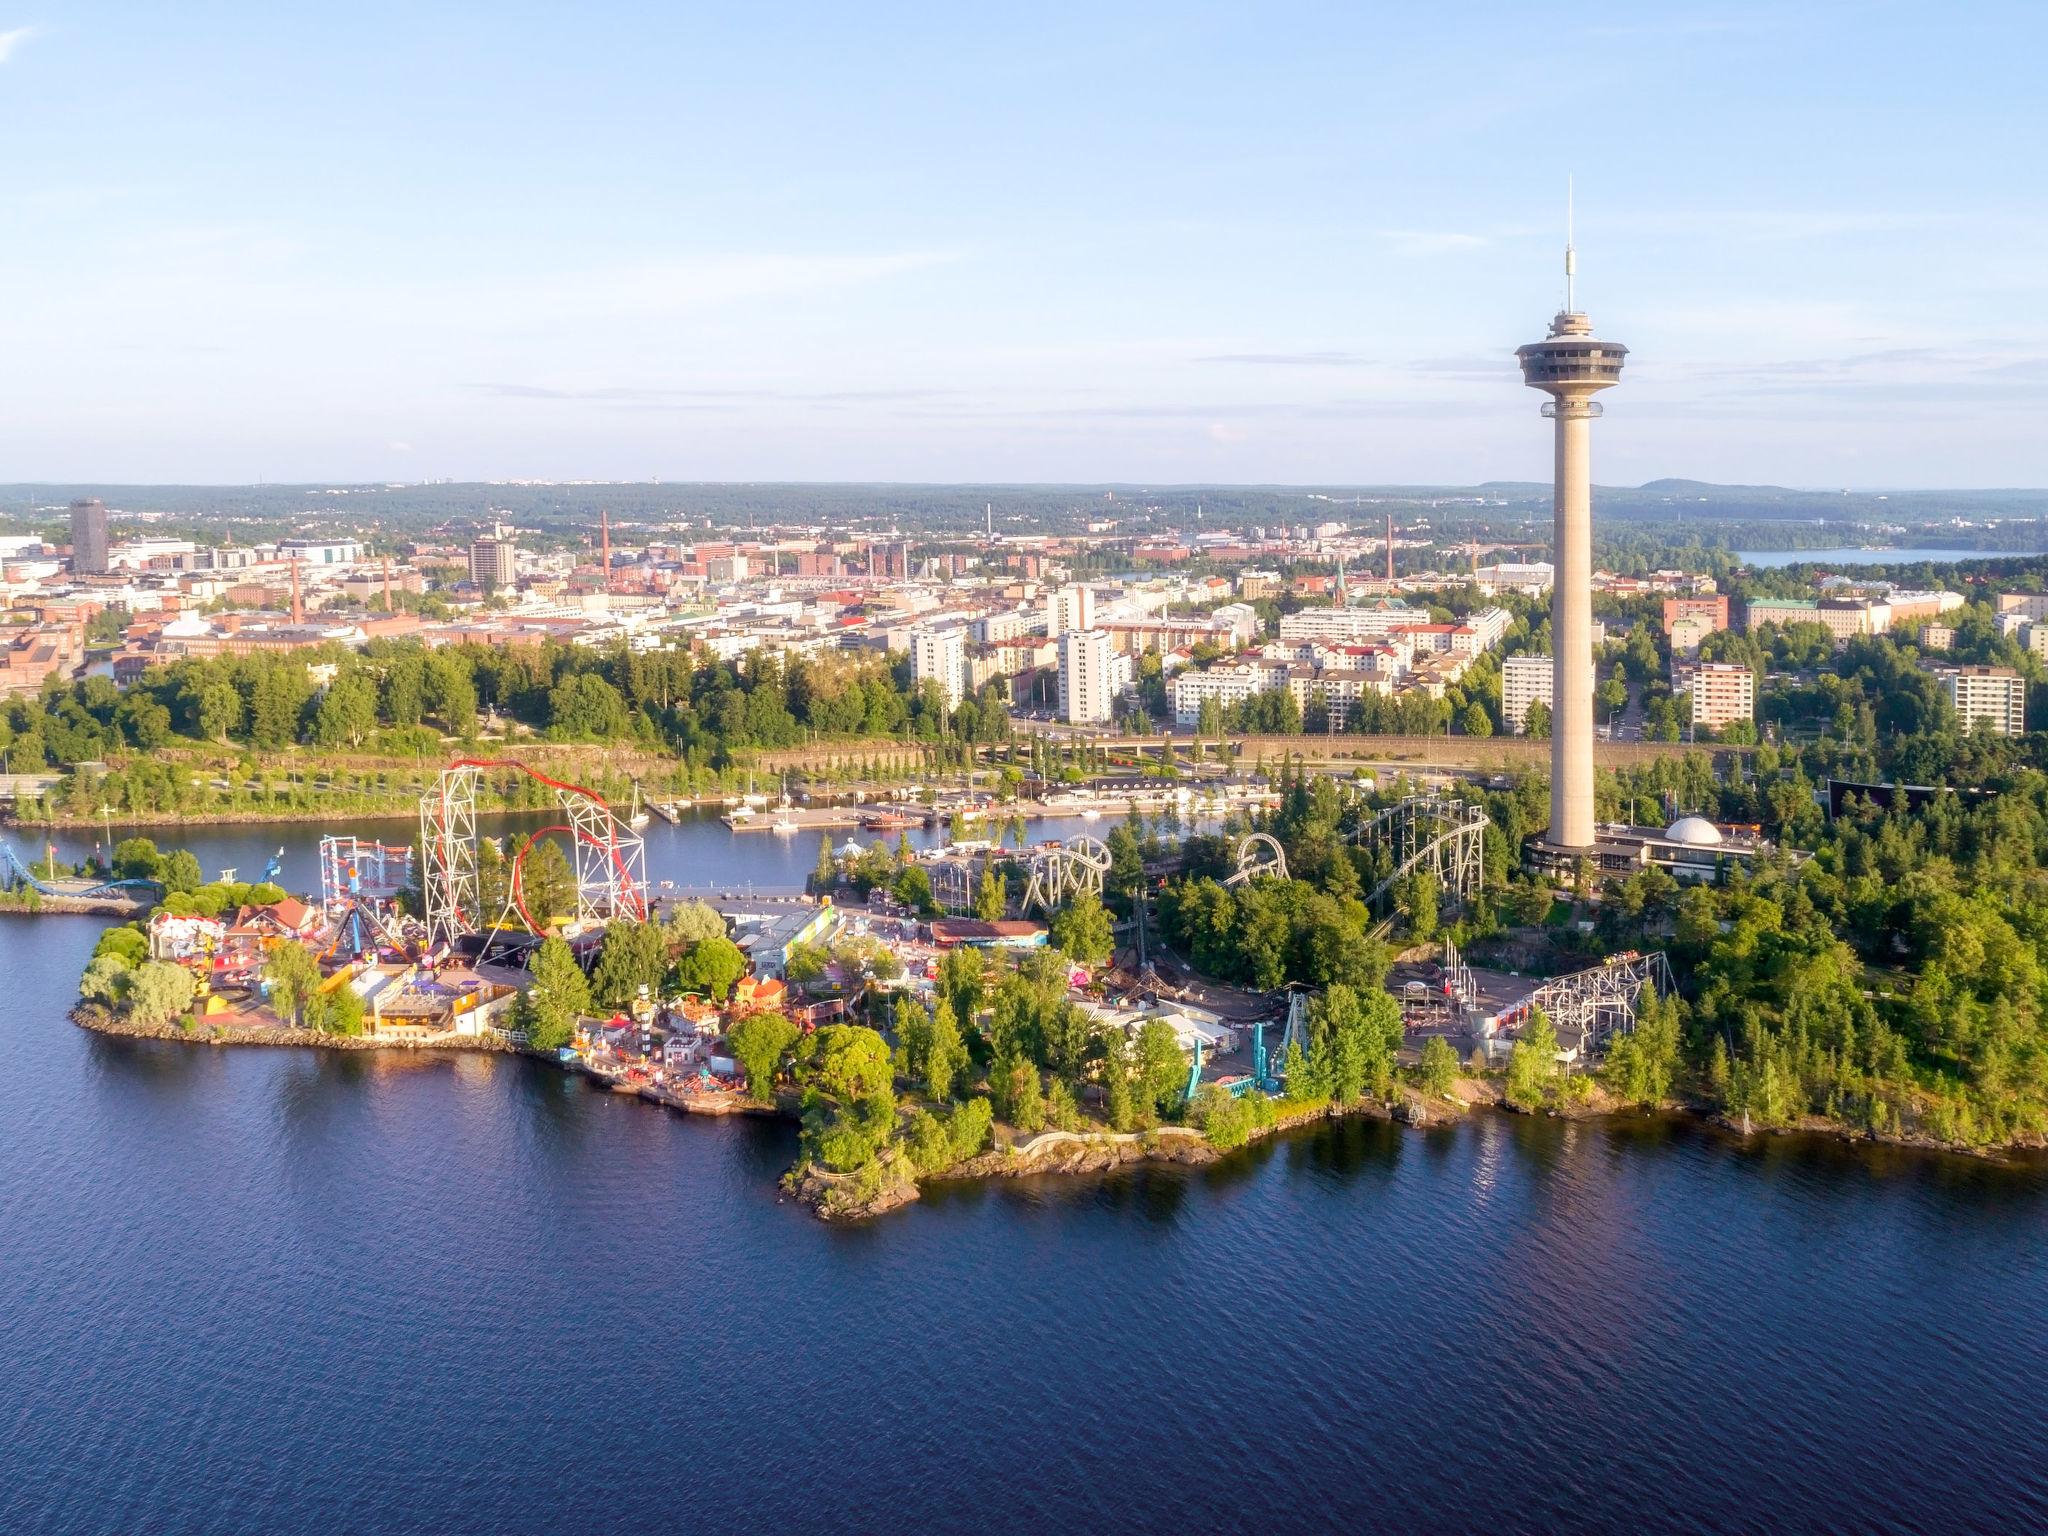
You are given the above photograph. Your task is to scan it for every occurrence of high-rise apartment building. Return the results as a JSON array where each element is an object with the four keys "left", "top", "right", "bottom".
[
  {"left": 69, "top": 498, "right": 110, "bottom": 576},
  {"left": 1686, "top": 662, "right": 1755, "bottom": 730},
  {"left": 1501, "top": 654, "right": 1555, "bottom": 735},
  {"left": 468, "top": 526, "right": 518, "bottom": 591},
  {"left": 1057, "top": 628, "right": 1116, "bottom": 725},
  {"left": 1939, "top": 665, "right": 2026, "bottom": 737},
  {"left": 1046, "top": 583, "right": 1096, "bottom": 638},
  {"left": 911, "top": 624, "right": 969, "bottom": 711}
]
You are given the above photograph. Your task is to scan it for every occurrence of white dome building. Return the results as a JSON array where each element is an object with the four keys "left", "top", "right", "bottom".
[{"left": 1664, "top": 816, "right": 1724, "bottom": 848}]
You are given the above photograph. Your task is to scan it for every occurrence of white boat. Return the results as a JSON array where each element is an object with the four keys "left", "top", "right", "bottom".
[{"left": 626, "top": 785, "right": 650, "bottom": 831}]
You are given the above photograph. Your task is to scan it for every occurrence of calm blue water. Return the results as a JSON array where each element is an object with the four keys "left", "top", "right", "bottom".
[
  {"left": 5, "top": 818, "right": 2048, "bottom": 1534},
  {"left": 1736, "top": 545, "right": 2043, "bottom": 568}
]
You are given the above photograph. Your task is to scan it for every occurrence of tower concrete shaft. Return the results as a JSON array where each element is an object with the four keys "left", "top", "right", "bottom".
[{"left": 1517, "top": 308, "right": 1625, "bottom": 851}]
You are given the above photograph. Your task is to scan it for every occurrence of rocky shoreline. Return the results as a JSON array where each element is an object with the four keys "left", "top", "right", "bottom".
[
  {"left": 69, "top": 1007, "right": 2044, "bottom": 1218},
  {"left": 71, "top": 1003, "right": 517, "bottom": 1052}
]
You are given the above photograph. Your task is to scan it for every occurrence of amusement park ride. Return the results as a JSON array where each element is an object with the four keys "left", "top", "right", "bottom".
[
  {"left": 0, "top": 837, "right": 165, "bottom": 901},
  {"left": 418, "top": 759, "right": 648, "bottom": 958},
  {"left": 317, "top": 836, "right": 413, "bottom": 961}
]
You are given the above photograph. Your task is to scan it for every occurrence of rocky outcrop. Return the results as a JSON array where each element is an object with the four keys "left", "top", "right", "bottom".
[{"left": 71, "top": 1005, "right": 510, "bottom": 1052}]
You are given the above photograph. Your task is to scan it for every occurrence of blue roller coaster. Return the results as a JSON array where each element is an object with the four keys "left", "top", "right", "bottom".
[{"left": 0, "top": 837, "right": 163, "bottom": 900}]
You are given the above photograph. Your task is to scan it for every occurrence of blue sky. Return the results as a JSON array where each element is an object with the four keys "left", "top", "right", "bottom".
[{"left": 0, "top": 2, "right": 2041, "bottom": 487}]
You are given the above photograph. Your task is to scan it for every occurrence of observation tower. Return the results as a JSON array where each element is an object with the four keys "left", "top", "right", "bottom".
[{"left": 1516, "top": 193, "right": 1626, "bottom": 852}]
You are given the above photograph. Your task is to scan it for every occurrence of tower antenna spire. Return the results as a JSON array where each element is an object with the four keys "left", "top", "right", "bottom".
[{"left": 1565, "top": 174, "right": 1577, "bottom": 313}]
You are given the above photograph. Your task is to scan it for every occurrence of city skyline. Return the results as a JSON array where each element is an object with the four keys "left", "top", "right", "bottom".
[{"left": 0, "top": 4, "right": 2040, "bottom": 486}]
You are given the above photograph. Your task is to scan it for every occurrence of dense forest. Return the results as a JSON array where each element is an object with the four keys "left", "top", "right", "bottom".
[
  {"left": 1137, "top": 722, "right": 2048, "bottom": 1151},
  {"left": 0, "top": 638, "right": 1009, "bottom": 797}
]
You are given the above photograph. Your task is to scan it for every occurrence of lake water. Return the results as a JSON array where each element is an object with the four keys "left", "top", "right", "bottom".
[
  {"left": 6, "top": 816, "right": 2048, "bottom": 1533},
  {"left": 20, "top": 803, "right": 1132, "bottom": 901},
  {"left": 1736, "top": 546, "right": 2043, "bottom": 568}
]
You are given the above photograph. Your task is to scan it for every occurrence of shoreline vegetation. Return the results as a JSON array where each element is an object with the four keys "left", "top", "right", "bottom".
[{"left": 68, "top": 1001, "right": 2043, "bottom": 1225}]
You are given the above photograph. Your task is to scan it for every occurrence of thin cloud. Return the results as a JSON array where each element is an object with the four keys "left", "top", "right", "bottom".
[
  {"left": 0, "top": 26, "right": 38, "bottom": 63},
  {"left": 1195, "top": 351, "right": 1375, "bottom": 367},
  {"left": 479, "top": 251, "right": 959, "bottom": 323},
  {"left": 1377, "top": 230, "right": 1488, "bottom": 257},
  {"left": 469, "top": 381, "right": 956, "bottom": 406}
]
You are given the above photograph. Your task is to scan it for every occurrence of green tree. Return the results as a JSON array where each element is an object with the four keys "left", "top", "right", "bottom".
[
  {"left": 263, "top": 939, "right": 323, "bottom": 1026},
  {"left": 79, "top": 953, "right": 132, "bottom": 1005},
  {"left": 892, "top": 864, "right": 937, "bottom": 915},
  {"left": 1505, "top": 1010, "right": 1560, "bottom": 1110},
  {"left": 1135, "top": 1017, "right": 1189, "bottom": 1114},
  {"left": 526, "top": 935, "right": 591, "bottom": 1051},
  {"left": 1399, "top": 870, "right": 1439, "bottom": 943},
  {"left": 1417, "top": 1035, "right": 1459, "bottom": 1097},
  {"left": 663, "top": 900, "right": 727, "bottom": 949},
  {"left": 926, "top": 996, "right": 966, "bottom": 1100},
  {"left": 996, "top": 1053, "right": 1045, "bottom": 1132},
  {"left": 159, "top": 849, "right": 204, "bottom": 894},
  {"left": 811, "top": 834, "right": 838, "bottom": 892},
  {"left": 592, "top": 917, "right": 668, "bottom": 1007},
  {"left": 308, "top": 983, "right": 366, "bottom": 1036},
  {"left": 675, "top": 935, "right": 748, "bottom": 1001},
  {"left": 972, "top": 866, "right": 1007, "bottom": 920},
  {"left": 1045, "top": 1075, "right": 1082, "bottom": 1131},
  {"left": 126, "top": 961, "right": 195, "bottom": 1027},
  {"left": 799, "top": 1024, "right": 898, "bottom": 1168},
  {"left": 1050, "top": 889, "right": 1114, "bottom": 967},
  {"left": 937, "top": 945, "right": 986, "bottom": 1029},
  {"left": 519, "top": 836, "right": 576, "bottom": 931},
  {"left": 313, "top": 671, "right": 379, "bottom": 749},
  {"left": 111, "top": 837, "right": 163, "bottom": 880},
  {"left": 729, "top": 1010, "right": 799, "bottom": 1100},
  {"left": 893, "top": 994, "right": 933, "bottom": 1078}
]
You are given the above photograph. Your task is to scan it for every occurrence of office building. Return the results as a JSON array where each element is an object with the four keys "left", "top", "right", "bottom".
[
  {"left": 70, "top": 499, "right": 110, "bottom": 576},
  {"left": 468, "top": 528, "right": 519, "bottom": 591}
]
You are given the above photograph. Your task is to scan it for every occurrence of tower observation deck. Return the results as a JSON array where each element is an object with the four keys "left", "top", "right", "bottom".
[{"left": 1516, "top": 239, "right": 1625, "bottom": 853}]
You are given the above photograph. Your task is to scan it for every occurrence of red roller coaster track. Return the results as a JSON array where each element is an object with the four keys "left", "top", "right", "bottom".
[{"left": 427, "top": 758, "right": 648, "bottom": 935}]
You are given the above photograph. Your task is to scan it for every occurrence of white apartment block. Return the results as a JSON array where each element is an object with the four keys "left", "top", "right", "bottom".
[
  {"left": 1502, "top": 654, "right": 1553, "bottom": 735},
  {"left": 973, "top": 607, "right": 1035, "bottom": 645},
  {"left": 1686, "top": 662, "right": 1755, "bottom": 729},
  {"left": 1461, "top": 606, "right": 1512, "bottom": 652},
  {"left": 1277, "top": 603, "right": 1426, "bottom": 644},
  {"left": 1046, "top": 583, "right": 1096, "bottom": 637},
  {"left": 1172, "top": 661, "right": 1282, "bottom": 727},
  {"left": 1668, "top": 613, "right": 1715, "bottom": 657},
  {"left": 1996, "top": 592, "right": 2048, "bottom": 622},
  {"left": 1291, "top": 669, "right": 1392, "bottom": 729},
  {"left": 911, "top": 624, "right": 969, "bottom": 711},
  {"left": 1940, "top": 665, "right": 2026, "bottom": 736},
  {"left": 1058, "top": 627, "right": 1117, "bottom": 724}
]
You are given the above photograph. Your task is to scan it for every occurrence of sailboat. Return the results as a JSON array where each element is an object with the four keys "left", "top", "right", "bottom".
[
  {"left": 626, "top": 783, "right": 651, "bottom": 832},
  {"left": 771, "top": 774, "right": 800, "bottom": 835}
]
